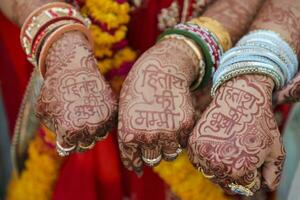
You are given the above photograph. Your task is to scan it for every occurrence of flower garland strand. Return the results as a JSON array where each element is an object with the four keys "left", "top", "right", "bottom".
[
  {"left": 154, "top": 152, "right": 230, "bottom": 200},
  {"left": 7, "top": 126, "right": 62, "bottom": 200}
]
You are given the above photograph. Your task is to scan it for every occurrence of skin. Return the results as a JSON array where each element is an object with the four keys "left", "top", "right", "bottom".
[
  {"left": 189, "top": 0, "right": 300, "bottom": 194},
  {"left": 118, "top": 0, "right": 265, "bottom": 172},
  {"left": 251, "top": 0, "right": 300, "bottom": 105},
  {"left": 36, "top": 31, "right": 117, "bottom": 152},
  {"left": 0, "top": 0, "right": 117, "bottom": 154}
]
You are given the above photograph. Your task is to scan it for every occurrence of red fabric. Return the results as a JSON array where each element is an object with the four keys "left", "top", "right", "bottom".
[{"left": 0, "top": 12, "right": 31, "bottom": 135}]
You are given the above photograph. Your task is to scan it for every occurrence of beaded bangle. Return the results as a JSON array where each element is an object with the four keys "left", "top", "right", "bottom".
[
  {"left": 160, "top": 34, "right": 206, "bottom": 91},
  {"left": 211, "top": 61, "right": 284, "bottom": 96},
  {"left": 20, "top": 2, "right": 91, "bottom": 71},
  {"left": 218, "top": 46, "right": 290, "bottom": 81},
  {"left": 237, "top": 37, "right": 297, "bottom": 77},
  {"left": 238, "top": 30, "right": 298, "bottom": 76},
  {"left": 159, "top": 28, "right": 213, "bottom": 89},
  {"left": 175, "top": 23, "right": 222, "bottom": 69},
  {"left": 190, "top": 17, "right": 232, "bottom": 51},
  {"left": 237, "top": 40, "right": 294, "bottom": 79}
]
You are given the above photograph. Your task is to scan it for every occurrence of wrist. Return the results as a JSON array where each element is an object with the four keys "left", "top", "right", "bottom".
[
  {"left": 45, "top": 31, "right": 93, "bottom": 73},
  {"left": 157, "top": 39, "right": 200, "bottom": 86},
  {"left": 233, "top": 74, "right": 275, "bottom": 98}
]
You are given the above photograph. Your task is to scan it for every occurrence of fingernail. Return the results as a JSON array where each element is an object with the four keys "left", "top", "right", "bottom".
[{"left": 135, "top": 170, "right": 143, "bottom": 177}]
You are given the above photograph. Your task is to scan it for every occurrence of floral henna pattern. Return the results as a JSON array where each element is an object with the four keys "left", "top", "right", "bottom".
[
  {"left": 188, "top": 75, "right": 285, "bottom": 193},
  {"left": 273, "top": 72, "right": 300, "bottom": 104},
  {"left": 36, "top": 31, "right": 117, "bottom": 155},
  {"left": 118, "top": 39, "right": 198, "bottom": 171}
]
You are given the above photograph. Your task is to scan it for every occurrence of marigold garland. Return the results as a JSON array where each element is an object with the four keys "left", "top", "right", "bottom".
[
  {"left": 98, "top": 47, "right": 136, "bottom": 74},
  {"left": 7, "top": 127, "right": 62, "bottom": 200},
  {"left": 154, "top": 152, "right": 230, "bottom": 200}
]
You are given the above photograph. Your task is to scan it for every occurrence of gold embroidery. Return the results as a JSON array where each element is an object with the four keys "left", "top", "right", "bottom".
[{"left": 158, "top": 1, "right": 180, "bottom": 31}]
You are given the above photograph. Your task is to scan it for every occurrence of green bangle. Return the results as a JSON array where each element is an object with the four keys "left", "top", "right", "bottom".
[{"left": 158, "top": 28, "right": 214, "bottom": 89}]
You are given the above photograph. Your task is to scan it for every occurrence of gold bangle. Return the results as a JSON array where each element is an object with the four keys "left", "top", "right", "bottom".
[{"left": 190, "top": 16, "right": 232, "bottom": 52}]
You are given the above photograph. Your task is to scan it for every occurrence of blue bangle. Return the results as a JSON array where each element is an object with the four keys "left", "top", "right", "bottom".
[
  {"left": 237, "top": 37, "right": 296, "bottom": 77},
  {"left": 218, "top": 46, "right": 289, "bottom": 81},
  {"left": 239, "top": 30, "right": 298, "bottom": 75},
  {"left": 212, "top": 61, "right": 285, "bottom": 96}
]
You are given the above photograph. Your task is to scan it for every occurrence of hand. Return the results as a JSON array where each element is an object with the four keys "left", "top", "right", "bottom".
[
  {"left": 273, "top": 71, "right": 300, "bottom": 104},
  {"left": 188, "top": 74, "right": 285, "bottom": 195},
  {"left": 118, "top": 39, "right": 198, "bottom": 172},
  {"left": 36, "top": 31, "right": 117, "bottom": 156}
]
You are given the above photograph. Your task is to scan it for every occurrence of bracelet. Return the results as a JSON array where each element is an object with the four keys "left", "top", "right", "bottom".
[
  {"left": 190, "top": 16, "right": 232, "bottom": 52},
  {"left": 38, "top": 23, "right": 93, "bottom": 78},
  {"left": 160, "top": 34, "right": 205, "bottom": 91},
  {"left": 20, "top": 2, "right": 91, "bottom": 72},
  {"left": 211, "top": 61, "right": 284, "bottom": 96},
  {"left": 159, "top": 28, "right": 213, "bottom": 89},
  {"left": 218, "top": 46, "right": 290, "bottom": 81},
  {"left": 175, "top": 23, "right": 222, "bottom": 69},
  {"left": 238, "top": 30, "right": 298, "bottom": 76}
]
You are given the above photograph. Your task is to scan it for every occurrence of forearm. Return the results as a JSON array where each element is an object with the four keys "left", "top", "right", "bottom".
[
  {"left": 249, "top": 0, "right": 300, "bottom": 104},
  {"left": 0, "top": 0, "right": 63, "bottom": 26},
  {"left": 250, "top": 0, "right": 300, "bottom": 56},
  {"left": 203, "top": 0, "right": 264, "bottom": 44}
]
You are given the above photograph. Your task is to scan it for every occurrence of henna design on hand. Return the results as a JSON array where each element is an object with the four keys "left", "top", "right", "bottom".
[
  {"left": 203, "top": 0, "right": 265, "bottom": 43},
  {"left": 273, "top": 71, "right": 300, "bottom": 104},
  {"left": 249, "top": 0, "right": 300, "bottom": 104},
  {"left": 36, "top": 31, "right": 117, "bottom": 153},
  {"left": 118, "top": 39, "right": 198, "bottom": 172},
  {"left": 250, "top": 0, "right": 300, "bottom": 56},
  {"left": 188, "top": 75, "right": 285, "bottom": 193}
]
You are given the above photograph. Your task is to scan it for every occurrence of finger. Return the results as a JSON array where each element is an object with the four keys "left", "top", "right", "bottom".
[
  {"left": 141, "top": 144, "right": 162, "bottom": 167},
  {"left": 236, "top": 170, "right": 262, "bottom": 194},
  {"left": 118, "top": 139, "right": 143, "bottom": 173},
  {"left": 262, "top": 135, "right": 286, "bottom": 191},
  {"left": 161, "top": 139, "right": 181, "bottom": 161}
]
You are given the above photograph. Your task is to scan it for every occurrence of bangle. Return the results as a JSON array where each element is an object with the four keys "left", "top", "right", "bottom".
[
  {"left": 219, "top": 46, "right": 290, "bottom": 81},
  {"left": 190, "top": 16, "right": 232, "bottom": 52},
  {"left": 211, "top": 61, "right": 284, "bottom": 96},
  {"left": 175, "top": 23, "right": 222, "bottom": 70},
  {"left": 20, "top": 2, "right": 91, "bottom": 71},
  {"left": 38, "top": 23, "right": 93, "bottom": 78},
  {"left": 159, "top": 34, "right": 205, "bottom": 91},
  {"left": 237, "top": 31, "right": 298, "bottom": 76},
  {"left": 237, "top": 39, "right": 293, "bottom": 76},
  {"left": 159, "top": 28, "right": 213, "bottom": 89}
]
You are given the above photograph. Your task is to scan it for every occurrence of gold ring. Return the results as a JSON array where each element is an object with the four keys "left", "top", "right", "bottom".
[
  {"left": 228, "top": 183, "right": 254, "bottom": 196},
  {"left": 198, "top": 167, "right": 215, "bottom": 179},
  {"left": 246, "top": 179, "right": 256, "bottom": 189}
]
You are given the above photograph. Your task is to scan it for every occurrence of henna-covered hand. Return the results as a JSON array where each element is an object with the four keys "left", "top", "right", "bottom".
[
  {"left": 188, "top": 75, "right": 285, "bottom": 194},
  {"left": 118, "top": 39, "right": 198, "bottom": 172},
  {"left": 273, "top": 72, "right": 300, "bottom": 104},
  {"left": 36, "top": 31, "right": 117, "bottom": 155}
]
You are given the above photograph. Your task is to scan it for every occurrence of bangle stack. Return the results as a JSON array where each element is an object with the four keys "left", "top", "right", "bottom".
[
  {"left": 20, "top": 2, "right": 92, "bottom": 78},
  {"left": 158, "top": 17, "right": 231, "bottom": 90},
  {"left": 211, "top": 30, "right": 298, "bottom": 96}
]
